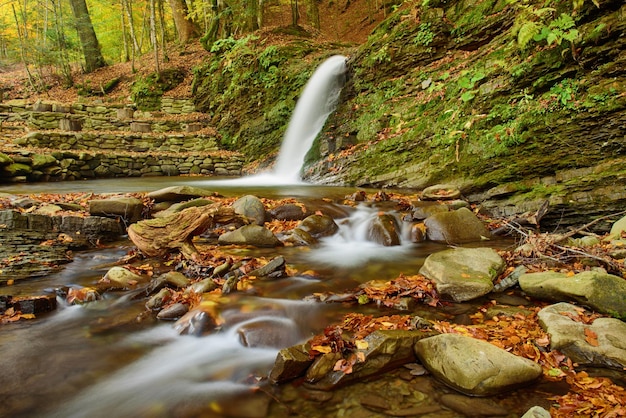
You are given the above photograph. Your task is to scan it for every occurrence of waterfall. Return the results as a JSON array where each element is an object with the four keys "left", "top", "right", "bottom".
[
  {"left": 202, "top": 55, "right": 347, "bottom": 187},
  {"left": 272, "top": 55, "right": 347, "bottom": 182}
]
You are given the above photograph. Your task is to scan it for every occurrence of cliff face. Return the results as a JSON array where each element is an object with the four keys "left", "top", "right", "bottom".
[
  {"left": 305, "top": 0, "right": 626, "bottom": 230},
  {"left": 191, "top": 0, "right": 626, "bottom": 230}
]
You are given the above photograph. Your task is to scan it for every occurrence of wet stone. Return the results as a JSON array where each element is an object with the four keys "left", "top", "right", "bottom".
[
  {"left": 439, "top": 394, "right": 509, "bottom": 416},
  {"left": 156, "top": 302, "right": 189, "bottom": 320}
]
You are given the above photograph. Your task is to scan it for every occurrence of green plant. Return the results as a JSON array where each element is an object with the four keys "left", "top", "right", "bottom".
[
  {"left": 516, "top": 12, "right": 579, "bottom": 50},
  {"left": 549, "top": 78, "right": 578, "bottom": 109},
  {"left": 413, "top": 23, "right": 435, "bottom": 48},
  {"left": 457, "top": 70, "right": 485, "bottom": 102}
]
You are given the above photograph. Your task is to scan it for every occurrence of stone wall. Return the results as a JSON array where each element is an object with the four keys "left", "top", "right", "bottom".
[
  {"left": 16, "top": 131, "right": 220, "bottom": 153},
  {"left": 0, "top": 150, "right": 243, "bottom": 183}
]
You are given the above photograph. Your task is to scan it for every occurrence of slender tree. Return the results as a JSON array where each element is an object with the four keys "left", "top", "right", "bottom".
[{"left": 68, "top": 0, "right": 106, "bottom": 72}]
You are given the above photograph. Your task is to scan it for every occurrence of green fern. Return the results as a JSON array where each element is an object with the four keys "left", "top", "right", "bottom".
[{"left": 517, "top": 21, "right": 539, "bottom": 48}]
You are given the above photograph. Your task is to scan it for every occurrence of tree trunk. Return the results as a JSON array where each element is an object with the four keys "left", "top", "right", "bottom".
[
  {"left": 149, "top": 0, "right": 160, "bottom": 74},
  {"left": 68, "top": 0, "right": 106, "bottom": 73},
  {"left": 307, "top": 0, "right": 320, "bottom": 30},
  {"left": 127, "top": 205, "right": 245, "bottom": 260},
  {"left": 168, "top": 0, "right": 199, "bottom": 43},
  {"left": 290, "top": 0, "right": 299, "bottom": 27}
]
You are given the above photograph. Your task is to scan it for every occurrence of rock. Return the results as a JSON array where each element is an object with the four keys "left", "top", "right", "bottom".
[
  {"left": 296, "top": 214, "right": 339, "bottom": 238},
  {"left": 31, "top": 154, "right": 58, "bottom": 169},
  {"left": 409, "top": 201, "right": 449, "bottom": 220},
  {"left": 248, "top": 256, "right": 287, "bottom": 279},
  {"left": 99, "top": 266, "right": 145, "bottom": 290},
  {"left": 232, "top": 195, "right": 267, "bottom": 225},
  {"left": 218, "top": 224, "right": 282, "bottom": 247},
  {"left": 159, "top": 271, "right": 190, "bottom": 288},
  {"left": 3, "top": 163, "right": 32, "bottom": 176},
  {"left": 174, "top": 307, "right": 218, "bottom": 336},
  {"left": 8, "top": 294, "right": 57, "bottom": 315},
  {"left": 421, "top": 184, "right": 462, "bottom": 200},
  {"left": 0, "top": 153, "right": 13, "bottom": 165},
  {"left": 367, "top": 213, "right": 401, "bottom": 246},
  {"left": 305, "top": 329, "right": 438, "bottom": 391},
  {"left": 609, "top": 214, "right": 626, "bottom": 239},
  {"left": 281, "top": 227, "right": 318, "bottom": 246},
  {"left": 438, "top": 394, "right": 509, "bottom": 416},
  {"left": 518, "top": 270, "right": 626, "bottom": 318},
  {"left": 147, "top": 185, "right": 215, "bottom": 202},
  {"left": 414, "top": 333, "right": 542, "bottom": 396},
  {"left": 419, "top": 247, "right": 505, "bottom": 302},
  {"left": 537, "top": 302, "right": 626, "bottom": 370},
  {"left": 521, "top": 406, "right": 552, "bottom": 418},
  {"left": 237, "top": 317, "right": 303, "bottom": 348},
  {"left": 269, "top": 203, "right": 311, "bottom": 221},
  {"left": 156, "top": 302, "right": 188, "bottom": 320},
  {"left": 186, "top": 278, "right": 218, "bottom": 294},
  {"left": 146, "top": 288, "right": 174, "bottom": 310},
  {"left": 424, "top": 207, "right": 491, "bottom": 243},
  {"left": 270, "top": 343, "right": 315, "bottom": 384},
  {"left": 89, "top": 197, "right": 144, "bottom": 223}
]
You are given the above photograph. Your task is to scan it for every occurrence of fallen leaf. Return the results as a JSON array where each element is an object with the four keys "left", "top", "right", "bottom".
[{"left": 584, "top": 328, "right": 599, "bottom": 347}]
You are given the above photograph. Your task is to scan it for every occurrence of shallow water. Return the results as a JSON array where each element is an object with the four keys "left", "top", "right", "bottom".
[{"left": 0, "top": 177, "right": 555, "bottom": 418}]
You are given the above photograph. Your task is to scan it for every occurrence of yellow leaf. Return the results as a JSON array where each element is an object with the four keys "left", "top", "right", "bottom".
[
  {"left": 311, "top": 345, "right": 332, "bottom": 354},
  {"left": 355, "top": 340, "right": 369, "bottom": 350}
]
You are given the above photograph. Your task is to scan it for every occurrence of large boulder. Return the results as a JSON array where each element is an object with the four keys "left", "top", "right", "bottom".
[
  {"left": 518, "top": 270, "right": 626, "bottom": 319},
  {"left": 296, "top": 214, "right": 339, "bottom": 238},
  {"left": 424, "top": 207, "right": 491, "bottom": 243},
  {"left": 419, "top": 247, "right": 505, "bottom": 302},
  {"left": 232, "top": 195, "right": 267, "bottom": 226},
  {"left": 414, "top": 333, "right": 542, "bottom": 396},
  {"left": 537, "top": 302, "right": 626, "bottom": 370},
  {"left": 218, "top": 224, "right": 282, "bottom": 247}
]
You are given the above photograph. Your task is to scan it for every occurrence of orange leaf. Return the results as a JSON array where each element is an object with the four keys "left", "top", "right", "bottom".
[{"left": 584, "top": 328, "right": 599, "bottom": 347}]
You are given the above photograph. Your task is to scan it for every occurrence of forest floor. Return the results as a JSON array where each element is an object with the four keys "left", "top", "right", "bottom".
[{"left": 0, "top": 0, "right": 382, "bottom": 105}]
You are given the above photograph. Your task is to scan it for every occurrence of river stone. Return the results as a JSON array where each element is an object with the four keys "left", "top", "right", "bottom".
[
  {"left": 421, "top": 184, "right": 462, "bottom": 200},
  {"left": 296, "top": 214, "right": 339, "bottom": 238},
  {"left": 419, "top": 247, "right": 505, "bottom": 302},
  {"left": 174, "top": 307, "right": 218, "bottom": 336},
  {"left": 270, "top": 343, "right": 315, "bottom": 383},
  {"left": 609, "top": 214, "right": 626, "bottom": 239},
  {"left": 305, "top": 329, "right": 439, "bottom": 391},
  {"left": 99, "top": 266, "right": 145, "bottom": 290},
  {"left": 269, "top": 203, "right": 311, "bottom": 221},
  {"left": 146, "top": 288, "right": 174, "bottom": 310},
  {"left": 410, "top": 201, "right": 449, "bottom": 220},
  {"left": 537, "top": 302, "right": 626, "bottom": 370},
  {"left": 438, "top": 394, "right": 509, "bottom": 416},
  {"left": 89, "top": 197, "right": 144, "bottom": 223},
  {"left": 147, "top": 185, "right": 215, "bottom": 202},
  {"left": 10, "top": 294, "right": 57, "bottom": 315},
  {"left": 31, "top": 154, "right": 58, "bottom": 169},
  {"left": 237, "top": 317, "right": 303, "bottom": 348},
  {"left": 518, "top": 270, "right": 626, "bottom": 318},
  {"left": 3, "top": 163, "right": 32, "bottom": 176},
  {"left": 156, "top": 302, "right": 189, "bottom": 320},
  {"left": 367, "top": 213, "right": 401, "bottom": 246},
  {"left": 424, "top": 207, "right": 491, "bottom": 243},
  {"left": 414, "top": 333, "right": 542, "bottom": 396},
  {"left": 248, "top": 256, "right": 286, "bottom": 279},
  {"left": 521, "top": 406, "right": 551, "bottom": 418},
  {"left": 218, "top": 224, "right": 282, "bottom": 247},
  {"left": 232, "top": 195, "right": 267, "bottom": 225}
]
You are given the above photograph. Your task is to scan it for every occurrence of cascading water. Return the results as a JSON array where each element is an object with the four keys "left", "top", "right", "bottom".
[
  {"left": 202, "top": 55, "right": 347, "bottom": 187},
  {"left": 272, "top": 55, "right": 348, "bottom": 182}
]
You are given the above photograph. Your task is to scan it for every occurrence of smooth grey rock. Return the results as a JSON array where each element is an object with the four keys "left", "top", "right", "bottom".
[
  {"left": 269, "top": 203, "right": 311, "bottom": 221},
  {"left": 521, "top": 406, "right": 551, "bottom": 418},
  {"left": 424, "top": 207, "right": 491, "bottom": 243},
  {"left": 538, "top": 302, "right": 626, "bottom": 370},
  {"left": 367, "top": 213, "right": 401, "bottom": 246},
  {"left": 218, "top": 224, "right": 282, "bottom": 247},
  {"left": 519, "top": 270, "right": 626, "bottom": 318},
  {"left": 421, "top": 184, "right": 462, "bottom": 200},
  {"left": 232, "top": 195, "right": 267, "bottom": 225},
  {"left": 296, "top": 214, "right": 339, "bottom": 238},
  {"left": 156, "top": 302, "right": 188, "bottom": 320},
  {"left": 419, "top": 247, "right": 504, "bottom": 302},
  {"left": 415, "top": 333, "right": 542, "bottom": 396}
]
